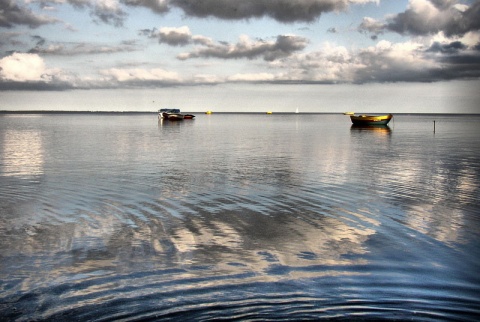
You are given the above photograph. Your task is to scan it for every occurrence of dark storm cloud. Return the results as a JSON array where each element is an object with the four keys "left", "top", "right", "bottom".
[
  {"left": 429, "top": 0, "right": 458, "bottom": 10},
  {"left": 352, "top": 40, "right": 480, "bottom": 83},
  {"left": 123, "top": 0, "right": 353, "bottom": 23},
  {"left": 0, "top": 0, "right": 58, "bottom": 28},
  {"left": 169, "top": 0, "right": 347, "bottom": 23},
  {"left": 386, "top": 0, "right": 480, "bottom": 37},
  {"left": 425, "top": 41, "right": 480, "bottom": 79},
  {"left": 122, "top": 0, "right": 169, "bottom": 13},
  {"left": 357, "top": 1, "right": 480, "bottom": 38},
  {"left": 0, "top": 0, "right": 368, "bottom": 29},
  {"left": 427, "top": 40, "right": 467, "bottom": 53},
  {"left": 178, "top": 35, "right": 308, "bottom": 61},
  {"left": 0, "top": 79, "right": 74, "bottom": 90}
]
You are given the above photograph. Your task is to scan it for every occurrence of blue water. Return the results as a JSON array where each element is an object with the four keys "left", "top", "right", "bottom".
[{"left": 0, "top": 113, "right": 479, "bottom": 321}]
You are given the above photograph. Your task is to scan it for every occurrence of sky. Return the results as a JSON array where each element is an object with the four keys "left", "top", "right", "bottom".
[{"left": 0, "top": 0, "right": 479, "bottom": 113}]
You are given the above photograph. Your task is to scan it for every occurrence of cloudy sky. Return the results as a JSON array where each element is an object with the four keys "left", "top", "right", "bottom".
[{"left": 1, "top": 0, "right": 479, "bottom": 113}]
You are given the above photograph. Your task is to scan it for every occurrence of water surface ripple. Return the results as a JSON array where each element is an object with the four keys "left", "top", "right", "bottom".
[{"left": 1, "top": 113, "right": 479, "bottom": 321}]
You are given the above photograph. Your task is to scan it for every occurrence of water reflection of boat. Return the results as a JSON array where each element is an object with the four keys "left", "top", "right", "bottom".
[
  {"left": 350, "top": 124, "right": 391, "bottom": 133},
  {"left": 350, "top": 114, "right": 392, "bottom": 126}
]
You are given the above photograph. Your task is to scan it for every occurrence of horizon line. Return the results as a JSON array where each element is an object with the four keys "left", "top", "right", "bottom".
[{"left": 1, "top": 110, "right": 479, "bottom": 116}]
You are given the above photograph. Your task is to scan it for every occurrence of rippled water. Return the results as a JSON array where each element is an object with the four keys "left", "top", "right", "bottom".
[{"left": 1, "top": 113, "right": 479, "bottom": 321}]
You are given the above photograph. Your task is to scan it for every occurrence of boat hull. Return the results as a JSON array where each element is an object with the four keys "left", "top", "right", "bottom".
[
  {"left": 350, "top": 114, "right": 392, "bottom": 126},
  {"left": 162, "top": 112, "right": 184, "bottom": 120},
  {"left": 159, "top": 111, "right": 195, "bottom": 120}
]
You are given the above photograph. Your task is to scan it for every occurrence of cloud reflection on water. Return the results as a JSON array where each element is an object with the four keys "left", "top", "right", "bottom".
[
  {"left": 1, "top": 114, "right": 479, "bottom": 321},
  {"left": 1, "top": 129, "right": 44, "bottom": 178}
]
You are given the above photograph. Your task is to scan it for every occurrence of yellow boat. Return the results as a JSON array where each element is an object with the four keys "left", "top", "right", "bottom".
[
  {"left": 343, "top": 111, "right": 354, "bottom": 115},
  {"left": 350, "top": 114, "right": 393, "bottom": 126}
]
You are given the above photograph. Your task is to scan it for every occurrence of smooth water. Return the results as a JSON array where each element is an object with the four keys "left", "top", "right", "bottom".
[{"left": 1, "top": 113, "right": 479, "bottom": 321}]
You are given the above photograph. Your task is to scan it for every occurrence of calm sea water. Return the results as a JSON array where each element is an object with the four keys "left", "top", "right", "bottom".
[{"left": 0, "top": 113, "right": 479, "bottom": 321}]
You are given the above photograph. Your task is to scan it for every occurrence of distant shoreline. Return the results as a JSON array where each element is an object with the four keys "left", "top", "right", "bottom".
[
  {"left": 1, "top": 110, "right": 479, "bottom": 116},
  {"left": 0, "top": 110, "right": 156, "bottom": 115}
]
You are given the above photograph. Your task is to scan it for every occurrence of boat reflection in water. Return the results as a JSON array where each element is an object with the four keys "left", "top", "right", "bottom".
[{"left": 350, "top": 124, "right": 391, "bottom": 134}]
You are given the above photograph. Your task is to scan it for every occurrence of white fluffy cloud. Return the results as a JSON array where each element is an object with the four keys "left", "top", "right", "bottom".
[
  {"left": 355, "top": 40, "right": 438, "bottom": 82},
  {"left": 0, "top": 0, "right": 59, "bottom": 28},
  {"left": 266, "top": 39, "right": 457, "bottom": 84},
  {"left": 152, "top": 26, "right": 192, "bottom": 46},
  {"left": 0, "top": 52, "right": 81, "bottom": 89},
  {"left": 359, "top": 0, "right": 480, "bottom": 37},
  {"left": 228, "top": 73, "right": 276, "bottom": 82},
  {"left": 100, "top": 67, "right": 182, "bottom": 84},
  {"left": 0, "top": 52, "right": 51, "bottom": 82}
]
